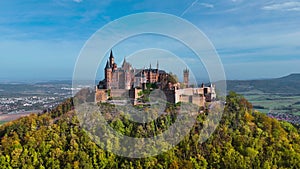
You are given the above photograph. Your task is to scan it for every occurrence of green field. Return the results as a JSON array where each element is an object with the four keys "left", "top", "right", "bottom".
[
  {"left": 240, "top": 90, "right": 300, "bottom": 115},
  {"left": 0, "top": 121, "right": 6, "bottom": 126}
]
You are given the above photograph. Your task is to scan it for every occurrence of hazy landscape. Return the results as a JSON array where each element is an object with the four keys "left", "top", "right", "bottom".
[
  {"left": 1, "top": 0, "right": 300, "bottom": 168},
  {"left": 1, "top": 73, "right": 300, "bottom": 125},
  {"left": 226, "top": 74, "right": 300, "bottom": 116},
  {"left": 0, "top": 81, "right": 71, "bottom": 123}
]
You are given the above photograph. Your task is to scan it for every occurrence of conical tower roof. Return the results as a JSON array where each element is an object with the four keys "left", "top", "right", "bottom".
[
  {"left": 109, "top": 50, "right": 114, "bottom": 59},
  {"left": 105, "top": 60, "right": 111, "bottom": 69},
  {"left": 122, "top": 57, "right": 126, "bottom": 67}
]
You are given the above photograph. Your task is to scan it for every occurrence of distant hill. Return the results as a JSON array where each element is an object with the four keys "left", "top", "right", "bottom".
[
  {"left": 0, "top": 81, "right": 71, "bottom": 97},
  {"left": 223, "top": 73, "right": 300, "bottom": 94},
  {"left": 35, "top": 80, "right": 72, "bottom": 85}
]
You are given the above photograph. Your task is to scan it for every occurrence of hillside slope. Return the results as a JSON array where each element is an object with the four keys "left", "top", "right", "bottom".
[
  {"left": 0, "top": 94, "right": 300, "bottom": 168},
  {"left": 225, "top": 73, "right": 300, "bottom": 94}
]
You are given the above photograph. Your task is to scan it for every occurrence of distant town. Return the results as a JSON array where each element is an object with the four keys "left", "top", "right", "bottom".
[
  {"left": 267, "top": 111, "right": 300, "bottom": 125},
  {"left": 0, "top": 82, "right": 72, "bottom": 115}
]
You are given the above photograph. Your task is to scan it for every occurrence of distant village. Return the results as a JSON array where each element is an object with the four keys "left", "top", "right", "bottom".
[
  {"left": 267, "top": 111, "right": 300, "bottom": 125},
  {"left": 95, "top": 50, "right": 217, "bottom": 107}
]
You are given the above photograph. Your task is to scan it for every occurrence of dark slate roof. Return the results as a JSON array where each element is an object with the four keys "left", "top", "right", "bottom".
[
  {"left": 105, "top": 60, "right": 111, "bottom": 69},
  {"left": 135, "top": 73, "right": 145, "bottom": 78},
  {"left": 158, "top": 70, "right": 166, "bottom": 74},
  {"left": 109, "top": 50, "right": 114, "bottom": 59}
]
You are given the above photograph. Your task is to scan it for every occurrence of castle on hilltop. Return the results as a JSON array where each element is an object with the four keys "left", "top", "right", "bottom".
[
  {"left": 98, "top": 50, "right": 167, "bottom": 90},
  {"left": 96, "top": 50, "right": 216, "bottom": 107}
]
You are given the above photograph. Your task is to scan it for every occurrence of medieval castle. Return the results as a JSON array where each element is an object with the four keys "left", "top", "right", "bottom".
[{"left": 95, "top": 50, "right": 216, "bottom": 107}]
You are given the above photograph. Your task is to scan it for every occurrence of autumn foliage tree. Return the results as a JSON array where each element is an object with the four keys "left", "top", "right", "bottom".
[{"left": 0, "top": 93, "right": 300, "bottom": 168}]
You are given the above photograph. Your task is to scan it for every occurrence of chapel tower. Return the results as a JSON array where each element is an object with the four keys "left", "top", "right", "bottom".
[
  {"left": 183, "top": 68, "right": 189, "bottom": 88},
  {"left": 105, "top": 60, "right": 112, "bottom": 89}
]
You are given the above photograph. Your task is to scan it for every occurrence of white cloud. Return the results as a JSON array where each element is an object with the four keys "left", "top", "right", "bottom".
[
  {"left": 181, "top": 0, "right": 199, "bottom": 16},
  {"left": 181, "top": 1, "right": 214, "bottom": 16},
  {"left": 262, "top": 1, "right": 300, "bottom": 11},
  {"left": 73, "top": 0, "right": 83, "bottom": 3},
  {"left": 199, "top": 3, "right": 214, "bottom": 8}
]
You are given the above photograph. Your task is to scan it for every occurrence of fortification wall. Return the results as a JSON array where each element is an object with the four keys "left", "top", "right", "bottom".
[
  {"left": 110, "top": 89, "right": 128, "bottom": 98},
  {"left": 95, "top": 89, "right": 107, "bottom": 102}
]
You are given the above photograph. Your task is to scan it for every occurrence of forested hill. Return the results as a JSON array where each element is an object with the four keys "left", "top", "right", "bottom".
[
  {"left": 224, "top": 73, "right": 300, "bottom": 94},
  {"left": 1, "top": 93, "right": 300, "bottom": 168}
]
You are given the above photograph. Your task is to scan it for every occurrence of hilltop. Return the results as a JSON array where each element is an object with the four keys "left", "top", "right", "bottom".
[
  {"left": 0, "top": 94, "right": 300, "bottom": 168},
  {"left": 225, "top": 73, "right": 300, "bottom": 94}
]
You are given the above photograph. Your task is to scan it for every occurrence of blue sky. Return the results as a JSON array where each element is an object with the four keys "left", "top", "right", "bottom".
[{"left": 0, "top": 0, "right": 300, "bottom": 81}]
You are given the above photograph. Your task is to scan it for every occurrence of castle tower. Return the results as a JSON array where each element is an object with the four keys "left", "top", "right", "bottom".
[
  {"left": 156, "top": 61, "right": 159, "bottom": 81},
  {"left": 125, "top": 71, "right": 131, "bottom": 90},
  {"left": 210, "top": 84, "right": 216, "bottom": 101},
  {"left": 183, "top": 68, "right": 189, "bottom": 88},
  {"left": 105, "top": 60, "right": 112, "bottom": 89},
  {"left": 109, "top": 50, "right": 115, "bottom": 68},
  {"left": 121, "top": 57, "right": 132, "bottom": 71},
  {"left": 122, "top": 57, "right": 126, "bottom": 68},
  {"left": 148, "top": 63, "right": 152, "bottom": 83}
]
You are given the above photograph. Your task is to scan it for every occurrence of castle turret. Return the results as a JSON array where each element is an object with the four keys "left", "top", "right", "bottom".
[
  {"left": 122, "top": 57, "right": 126, "bottom": 68},
  {"left": 210, "top": 84, "right": 216, "bottom": 101},
  {"left": 125, "top": 71, "right": 131, "bottom": 90},
  {"left": 109, "top": 50, "right": 115, "bottom": 68},
  {"left": 105, "top": 60, "right": 112, "bottom": 89},
  {"left": 105, "top": 60, "right": 110, "bottom": 69},
  {"left": 122, "top": 57, "right": 132, "bottom": 71},
  {"left": 183, "top": 68, "right": 189, "bottom": 88},
  {"left": 156, "top": 61, "right": 159, "bottom": 81}
]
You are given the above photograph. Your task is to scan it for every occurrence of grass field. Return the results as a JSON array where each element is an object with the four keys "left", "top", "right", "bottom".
[
  {"left": 240, "top": 90, "right": 300, "bottom": 115},
  {"left": 0, "top": 121, "right": 6, "bottom": 126}
]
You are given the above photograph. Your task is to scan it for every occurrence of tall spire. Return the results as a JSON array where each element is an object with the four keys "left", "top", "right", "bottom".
[
  {"left": 109, "top": 50, "right": 114, "bottom": 59},
  {"left": 150, "top": 63, "right": 152, "bottom": 70},
  {"left": 105, "top": 60, "right": 110, "bottom": 69},
  {"left": 122, "top": 57, "right": 126, "bottom": 67},
  {"left": 109, "top": 50, "right": 115, "bottom": 68},
  {"left": 156, "top": 60, "right": 159, "bottom": 70}
]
